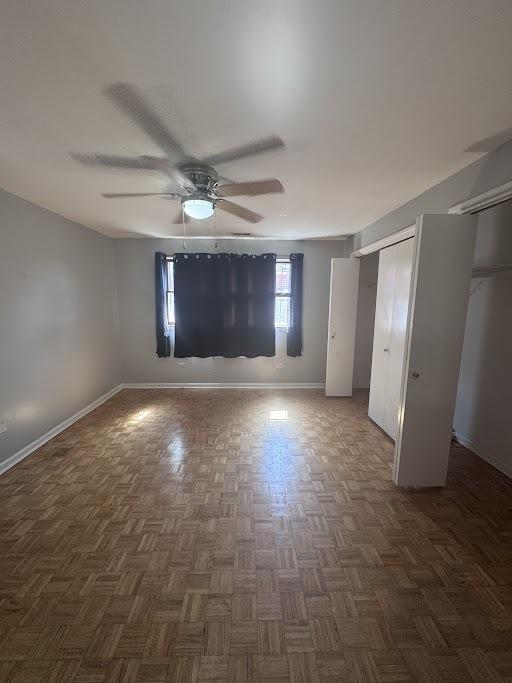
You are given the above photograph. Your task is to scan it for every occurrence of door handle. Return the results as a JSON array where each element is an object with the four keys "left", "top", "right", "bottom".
[
  {"left": 331, "top": 332, "right": 336, "bottom": 339},
  {"left": 411, "top": 371, "right": 419, "bottom": 378},
  {"left": 384, "top": 347, "right": 390, "bottom": 352}
]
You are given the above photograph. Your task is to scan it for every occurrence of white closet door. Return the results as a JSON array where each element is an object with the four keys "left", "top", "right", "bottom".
[
  {"left": 325, "top": 258, "right": 360, "bottom": 396},
  {"left": 368, "top": 245, "right": 395, "bottom": 429},
  {"left": 383, "top": 239, "right": 414, "bottom": 439},
  {"left": 394, "top": 214, "right": 477, "bottom": 487}
]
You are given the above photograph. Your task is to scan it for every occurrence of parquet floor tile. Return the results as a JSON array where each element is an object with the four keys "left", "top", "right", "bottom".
[{"left": 0, "top": 388, "right": 511, "bottom": 681}]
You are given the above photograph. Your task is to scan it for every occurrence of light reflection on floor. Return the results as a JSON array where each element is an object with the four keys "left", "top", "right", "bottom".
[
  {"left": 261, "top": 417, "right": 298, "bottom": 484},
  {"left": 127, "top": 407, "right": 153, "bottom": 424},
  {"left": 166, "top": 432, "right": 186, "bottom": 464},
  {"left": 269, "top": 409, "right": 288, "bottom": 421}
]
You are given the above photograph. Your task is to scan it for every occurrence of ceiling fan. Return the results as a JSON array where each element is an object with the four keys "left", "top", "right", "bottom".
[{"left": 72, "top": 83, "right": 285, "bottom": 224}]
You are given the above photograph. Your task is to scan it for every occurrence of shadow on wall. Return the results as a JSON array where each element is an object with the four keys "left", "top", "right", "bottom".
[
  {"left": 467, "top": 133, "right": 512, "bottom": 198},
  {"left": 464, "top": 128, "right": 512, "bottom": 154},
  {"left": 454, "top": 200, "right": 512, "bottom": 471}
]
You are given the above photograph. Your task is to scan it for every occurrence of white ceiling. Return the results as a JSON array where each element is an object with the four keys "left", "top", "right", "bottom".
[{"left": 1, "top": 1, "right": 512, "bottom": 239}]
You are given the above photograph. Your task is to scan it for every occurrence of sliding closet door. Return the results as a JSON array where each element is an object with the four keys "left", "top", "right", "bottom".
[
  {"left": 383, "top": 239, "right": 414, "bottom": 439},
  {"left": 368, "top": 246, "right": 395, "bottom": 429},
  {"left": 325, "top": 258, "right": 360, "bottom": 396},
  {"left": 394, "top": 214, "right": 477, "bottom": 487}
]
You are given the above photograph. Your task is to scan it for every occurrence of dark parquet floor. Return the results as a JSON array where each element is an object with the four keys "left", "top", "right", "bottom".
[{"left": 0, "top": 389, "right": 511, "bottom": 681}]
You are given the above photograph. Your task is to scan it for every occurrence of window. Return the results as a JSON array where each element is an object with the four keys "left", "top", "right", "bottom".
[
  {"left": 166, "top": 256, "right": 291, "bottom": 329},
  {"left": 166, "top": 259, "right": 175, "bottom": 326},
  {"left": 275, "top": 258, "right": 291, "bottom": 328}
]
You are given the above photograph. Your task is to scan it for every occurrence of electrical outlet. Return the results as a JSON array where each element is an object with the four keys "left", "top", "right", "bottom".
[
  {"left": 275, "top": 362, "right": 283, "bottom": 369},
  {"left": 0, "top": 423, "right": 7, "bottom": 435}
]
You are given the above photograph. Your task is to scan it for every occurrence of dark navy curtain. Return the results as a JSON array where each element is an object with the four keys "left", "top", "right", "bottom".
[
  {"left": 155, "top": 252, "right": 171, "bottom": 357},
  {"left": 287, "top": 252, "right": 303, "bottom": 356},
  {"left": 173, "top": 252, "right": 276, "bottom": 358}
]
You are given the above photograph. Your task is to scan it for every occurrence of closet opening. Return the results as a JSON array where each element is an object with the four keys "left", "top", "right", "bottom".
[
  {"left": 452, "top": 198, "right": 512, "bottom": 479},
  {"left": 353, "top": 252, "right": 378, "bottom": 393}
]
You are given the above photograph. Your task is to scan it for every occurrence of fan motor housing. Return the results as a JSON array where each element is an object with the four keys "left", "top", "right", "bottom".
[{"left": 178, "top": 162, "right": 218, "bottom": 192}]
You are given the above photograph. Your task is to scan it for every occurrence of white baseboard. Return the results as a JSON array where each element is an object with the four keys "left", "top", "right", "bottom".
[
  {"left": 454, "top": 431, "right": 512, "bottom": 480},
  {"left": 122, "top": 382, "right": 325, "bottom": 389},
  {"left": 0, "top": 384, "right": 123, "bottom": 477}
]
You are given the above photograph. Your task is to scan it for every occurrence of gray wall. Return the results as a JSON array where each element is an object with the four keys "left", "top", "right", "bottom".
[
  {"left": 454, "top": 201, "right": 512, "bottom": 475},
  {"left": 115, "top": 238, "right": 345, "bottom": 384},
  {"left": 0, "top": 189, "right": 121, "bottom": 466},
  {"left": 354, "top": 140, "right": 512, "bottom": 475},
  {"left": 353, "top": 253, "right": 378, "bottom": 388}
]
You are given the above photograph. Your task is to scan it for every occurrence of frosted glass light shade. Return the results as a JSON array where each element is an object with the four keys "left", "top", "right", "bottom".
[{"left": 182, "top": 198, "right": 214, "bottom": 220}]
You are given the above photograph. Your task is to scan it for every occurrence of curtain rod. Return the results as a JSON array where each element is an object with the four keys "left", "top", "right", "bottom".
[{"left": 165, "top": 254, "right": 291, "bottom": 260}]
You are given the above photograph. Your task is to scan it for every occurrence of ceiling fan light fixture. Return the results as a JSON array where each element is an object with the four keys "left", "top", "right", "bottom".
[{"left": 182, "top": 196, "right": 214, "bottom": 220}]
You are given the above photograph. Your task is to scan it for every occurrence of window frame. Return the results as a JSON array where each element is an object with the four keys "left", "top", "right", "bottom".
[
  {"left": 166, "top": 257, "right": 175, "bottom": 327},
  {"left": 275, "top": 257, "right": 291, "bottom": 330},
  {"left": 165, "top": 255, "right": 292, "bottom": 330}
]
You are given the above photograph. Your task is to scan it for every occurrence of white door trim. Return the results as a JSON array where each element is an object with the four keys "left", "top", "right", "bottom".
[
  {"left": 449, "top": 180, "right": 512, "bottom": 215},
  {"left": 351, "top": 225, "right": 416, "bottom": 258}
]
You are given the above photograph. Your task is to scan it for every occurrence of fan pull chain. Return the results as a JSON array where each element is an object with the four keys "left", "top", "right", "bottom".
[{"left": 182, "top": 205, "right": 187, "bottom": 250}]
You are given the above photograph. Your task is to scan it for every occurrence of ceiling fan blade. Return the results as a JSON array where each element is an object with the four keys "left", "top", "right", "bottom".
[
  {"left": 72, "top": 153, "right": 192, "bottom": 191},
  {"left": 217, "top": 199, "right": 263, "bottom": 223},
  {"left": 217, "top": 178, "right": 283, "bottom": 197},
  {"left": 202, "top": 135, "right": 284, "bottom": 166},
  {"left": 71, "top": 152, "right": 163, "bottom": 170},
  {"left": 102, "top": 192, "right": 182, "bottom": 199},
  {"left": 105, "top": 83, "right": 192, "bottom": 187},
  {"left": 106, "top": 83, "right": 185, "bottom": 159}
]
